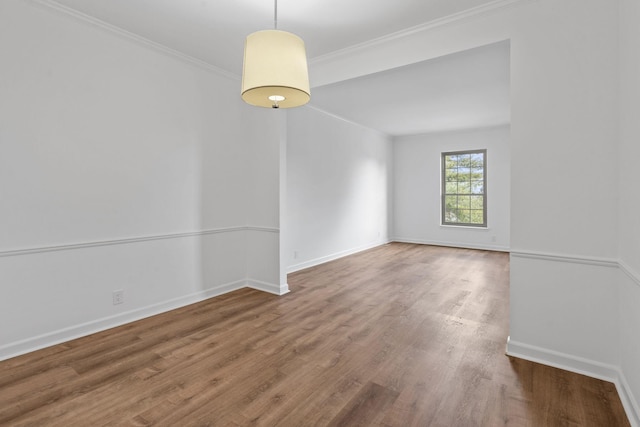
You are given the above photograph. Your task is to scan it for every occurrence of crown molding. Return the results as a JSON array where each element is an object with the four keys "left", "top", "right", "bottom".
[
  {"left": 309, "top": 0, "right": 530, "bottom": 67},
  {"left": 394, "top": 123, "right": 511, "bottom": 139},
  {"left": 304, "top": 105, "right": 391, "bottom": 138},
  {"left": 28, "top": 0, "right": 239, "bottom": 81},
  {"left": 29, "top": 0, "right": 532, "bottom": 82}
]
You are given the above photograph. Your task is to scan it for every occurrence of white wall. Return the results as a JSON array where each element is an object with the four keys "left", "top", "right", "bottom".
[
  {"left": 1, "top": 0, "right": 637, "bottom": 422},
  {"left": 509, "top": 2, "right": 618, "bottom": 259},
  {"left": 619, "top": 0, "right": 640, "bottom": 275},
  {"left": 244, "top": 108, "right": 286, "bottom": 294},
  {"left": 618, "top": 0, "right": 640, "bottom": 419},
  {"left": 309, "top": 0, "right": 638, "bottom": 424},
  {"left": 0, "top": 0, "right": 282, "bottom": 359},
  {"left": 504, "top": 4, "right": 630, "bottom": 416},
  {"left": 393, "top": 126, "right": 510, "bottom": 251},
  {"left": 286, "top": 107, "right": 392, "bottom": 272},
  {"left": 505, "top": 0, "right": 621, "bottom": 364}
]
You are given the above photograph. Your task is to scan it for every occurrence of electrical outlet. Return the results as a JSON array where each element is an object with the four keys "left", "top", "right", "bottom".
[
  {"left": 113, "top": 289, "right": 124, "bottom": 305},
  {"left": 293, "top": 251, "right": 298, "bottom": 259}
]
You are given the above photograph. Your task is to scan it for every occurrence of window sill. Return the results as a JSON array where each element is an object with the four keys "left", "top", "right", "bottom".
[{"left": 440, "top": 225, "right": 490, "bottom": 231}]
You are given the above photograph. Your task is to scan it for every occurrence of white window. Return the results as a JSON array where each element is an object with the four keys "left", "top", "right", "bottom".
[{"left": 441, "top": 149, "right": 487, "bottom": 227}]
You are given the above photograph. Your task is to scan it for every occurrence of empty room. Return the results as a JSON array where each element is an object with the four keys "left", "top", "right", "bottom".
[{"left": 1, "top": 0, "right": 638, "bottom": 425}]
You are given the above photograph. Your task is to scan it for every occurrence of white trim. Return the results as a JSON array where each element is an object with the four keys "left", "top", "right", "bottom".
[
  {"left": 510, "top": 249, "right": 619, "bottom": 268},
  {"left": 0, "top": 279, "right": 247, "bottom": 362},
  {"left": 247, "top": 279, "right": 290, "bottom": 296},
  {"left": 506, "top": 337, "right": 619, "bottom": 382},
  {"left": 30, "top": 0, "right": 530, "bottom": 83},
  {"left": 304, "top": 105, "right": 391, "bottom": 138},
  {"left": 620, "top": 260, "right": 640, "bottom": 288},
  {"left": 618, "top": 369, "right": 640, "bottom": 427},
  {"left": 393, "top": 237, "right": 510, "bottom": 252},
  {"left": 29, "top": 0, "right": 238, "bottom": 80},
  {"left": 0, "top": 225, "right": 283, "bottom": 360},
  {"left": 0, "top": 226, "right": 279, "bottom": 258},
  {"left": 507, "top": 337, "right": 640, "bottom": 427},
  {"left": 439, "top": 225, "right": 491, "bottom": 231},
  {"left": 310, "top": 0, "right": 530, "bottom": 69},
  {"left": 287, "top": 240, "right": 390, "bottom": 273},
  {"left": 400, "top": 123, "right": 512, "bottom": 139},
  {"left": 245, "top": 226, "right": 280, "bottom": 234}
]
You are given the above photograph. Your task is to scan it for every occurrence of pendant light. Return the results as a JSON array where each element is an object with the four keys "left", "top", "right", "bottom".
[{"left": 241, "top": 0, "right": 310, "bottom": 109}]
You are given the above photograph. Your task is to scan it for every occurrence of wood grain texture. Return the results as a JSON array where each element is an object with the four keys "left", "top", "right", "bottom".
[{"left": 0, "top": 243, "right": 630, "bottom": 426}]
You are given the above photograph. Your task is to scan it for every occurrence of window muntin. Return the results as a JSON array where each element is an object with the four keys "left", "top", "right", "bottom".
[{"left": 441, "top": 149, "right": 487, "bottom": 227}]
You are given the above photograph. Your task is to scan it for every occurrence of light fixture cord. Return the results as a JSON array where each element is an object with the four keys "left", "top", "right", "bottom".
[{"left": 274, "top": 0, "right": 278, "bottom": 29}]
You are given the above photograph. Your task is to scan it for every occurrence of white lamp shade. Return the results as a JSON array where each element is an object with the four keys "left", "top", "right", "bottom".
[{"left": 241, "top": 29, "right": 310, "bottom": 108}]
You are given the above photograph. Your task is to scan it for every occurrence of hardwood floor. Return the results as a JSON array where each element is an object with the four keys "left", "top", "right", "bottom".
[{"left": 0, "top": 243, "right": 630, "bottom": 426}]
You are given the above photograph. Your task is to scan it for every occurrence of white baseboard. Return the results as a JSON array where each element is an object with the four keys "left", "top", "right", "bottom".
[
  {"left": 506, "top": 337, "right": 619, "bottom": 382},
  {"left": 0, "top": 279, "right": 247, "bottom": 362},
  {"left": 287, "top": 239, "right": 390, "bottom": 273},
  {"left": 618, "top": 370, "right": 640, "bottom": 427},
  {"left": 507, "top": 337, "right": 639, "bottom": 427},
  {"left": 393, "top": 237, "right": 510, "bottom": 252},
  {"left": 247, "top": 278, "right": 289, "bottom": 296}
]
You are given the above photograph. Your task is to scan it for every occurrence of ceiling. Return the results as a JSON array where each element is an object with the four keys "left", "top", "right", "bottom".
[
  {"left": 46, "top": 0, "right": 510, "bottom": 136},
  {"left": 311, "top": 41, "right": 510, "bottom": 136}
]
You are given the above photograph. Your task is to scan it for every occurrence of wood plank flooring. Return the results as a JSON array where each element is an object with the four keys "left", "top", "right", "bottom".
[{"left": 0, "top": 243, "right": 631, "bottom": 426}]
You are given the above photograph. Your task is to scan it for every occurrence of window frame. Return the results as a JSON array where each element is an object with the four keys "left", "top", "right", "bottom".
[{"left": 441, "top": 149, "right": 487, "bottom": 228}]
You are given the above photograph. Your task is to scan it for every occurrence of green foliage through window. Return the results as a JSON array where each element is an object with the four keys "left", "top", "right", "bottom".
[{"left": 441, "top": 149, "right": 486, "bottom": 227}]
